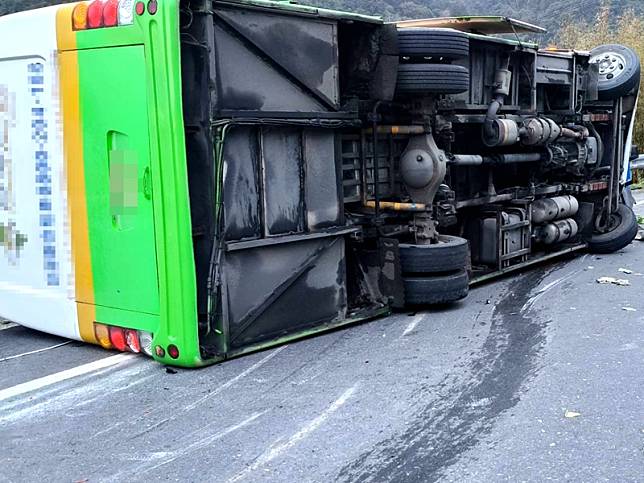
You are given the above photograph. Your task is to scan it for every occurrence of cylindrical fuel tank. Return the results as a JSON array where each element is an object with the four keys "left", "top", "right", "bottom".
[
  {"left": 532, "top": 195, "right": 579, "bottom": 224},
  {"left": 534, "top": 218, "right": 579, "bottom": 245}
]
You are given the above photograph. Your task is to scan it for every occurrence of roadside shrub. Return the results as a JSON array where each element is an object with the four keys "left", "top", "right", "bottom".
[{"left": 557, "top": 3, "right": 644, "bottom": 147}]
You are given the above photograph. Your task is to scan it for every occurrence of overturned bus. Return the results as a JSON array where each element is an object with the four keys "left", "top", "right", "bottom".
[{"left": 0, "top": 0, "right": 640, "bottom": 366}]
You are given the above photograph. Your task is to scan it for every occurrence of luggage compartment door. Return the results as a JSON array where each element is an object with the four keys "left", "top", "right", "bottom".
[{"left": 74, "top": 45, "right": 160, "bottom": 316}]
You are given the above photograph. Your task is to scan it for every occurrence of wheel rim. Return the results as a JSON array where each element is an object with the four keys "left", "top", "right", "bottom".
[
  {"left": 591, "top": 51, "right": 628, "bottom": 82},
  {"left": 595, "top": 209, "right": 623, "bottom": 233}
]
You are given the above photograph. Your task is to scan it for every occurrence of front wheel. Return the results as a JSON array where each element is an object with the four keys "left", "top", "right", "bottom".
[
  {"left": 590, "top": 44, "right": 641, "bottom": 100},
  {"left": 588, "top": 204, "right": 638, "bottom": 253}
]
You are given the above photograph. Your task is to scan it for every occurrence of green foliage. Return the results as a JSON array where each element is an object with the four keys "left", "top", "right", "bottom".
[
  {"left": 3, "top": 0, "right": 643, "bottom": 38},
  {"left": 557, "top": 4, "right": 644, "bottom": 147}
]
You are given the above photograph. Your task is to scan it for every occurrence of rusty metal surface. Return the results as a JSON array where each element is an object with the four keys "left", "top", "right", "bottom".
[{"left": 395, "top": 16, "right": 547, "bottom": 35}]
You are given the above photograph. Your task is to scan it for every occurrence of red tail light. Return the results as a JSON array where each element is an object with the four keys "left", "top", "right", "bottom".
[
  {"left": 103, "top": 0, "right": 120, "bottom": 27},
  {"left": 87, "top": 0, "right": 105, "bottom": 29},
  {"left": 167, "top": 345, "right": 180, "bottom": 359},
  {"left": 135, "top": 2, "right": 146, "bottom": 16},
  {"left": 109, "top": 326, "right": 128, "bottom": 351}
]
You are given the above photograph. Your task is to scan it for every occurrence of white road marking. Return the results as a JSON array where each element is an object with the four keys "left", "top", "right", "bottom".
[
  {"left": 228, "top": 383, "right": 359, "bottom": 482},
  {"left": 183, "top": 346, "right": 287, "bottom": 412},
  {"left": 1, "top": 361, "right": 153, "bottom": 423},
  {"left": 0, "top": 322, "right": 18, "bottom": 331},
  {"left": 134, "top": 411, "right": 267, "bottom": 477},
  {"left": 402, "top": 314, "right": 424, "bottom": 337},
  {"left": 0, "top": 353, "right": 135, "bottom": 403},
  {"left": 0, "top": 341, "right": 71, "bottom": 363}
]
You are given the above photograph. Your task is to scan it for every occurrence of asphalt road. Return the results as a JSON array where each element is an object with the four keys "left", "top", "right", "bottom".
[{"left": 1, "top": 198, "right": 643, "bottom": 483}]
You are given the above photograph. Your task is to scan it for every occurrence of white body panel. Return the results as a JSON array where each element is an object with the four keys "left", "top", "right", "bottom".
[{"left": 0, "top": 7, "right": 78, "bottom": 340}]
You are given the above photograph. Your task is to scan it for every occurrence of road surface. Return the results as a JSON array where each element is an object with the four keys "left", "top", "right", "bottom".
[{"left": 1, "top": 195, "right": 643, "bottom": 482}]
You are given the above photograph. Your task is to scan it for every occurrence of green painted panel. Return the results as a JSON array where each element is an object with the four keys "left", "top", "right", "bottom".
[{"left": 78, "top": 45, "right": 160, "bottom": 316}]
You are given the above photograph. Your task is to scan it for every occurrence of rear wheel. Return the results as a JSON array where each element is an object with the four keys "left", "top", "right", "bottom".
[
  {"left": 399, "top": 235, "right": 470, "bottom": 274},
  {"left": 397, "top": 28, "right": 470, "bottom": 60},
  {"left": 396, "top": 64, "right": 470, "bottom": 95},
  {"left": 588, "top": 204, "right": 638, "bottom": 253},
  {"left": 403, "top": 270, "right": 469, "bottom": 306}
]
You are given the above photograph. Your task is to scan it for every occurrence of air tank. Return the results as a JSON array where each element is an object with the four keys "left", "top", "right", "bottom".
[
  {"left": 534, "top": 218, "right": 579, "bottom": 245},
  {"left": 532, "top": 196, "right": 579, "bottom": 224}
]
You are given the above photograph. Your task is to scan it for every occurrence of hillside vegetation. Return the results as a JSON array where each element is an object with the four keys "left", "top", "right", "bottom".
[
  {"left": 557, "top": 5, "right": 644, "bottom": 147},
  {"left": 308, "top": 0, "right": 643, "bottom": 37},
  {"left": 3, "top": 0, "right": 644, "bottom": 34}
]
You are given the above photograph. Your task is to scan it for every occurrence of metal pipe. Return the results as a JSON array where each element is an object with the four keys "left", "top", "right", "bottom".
[
  {"left": 614, "top": 98, "right": 623, "bottom": 211},
  {"left": 364, "top": 201, "right": 428, "bottom": 212},
  {"left": 483, "top": 56, "right": 512, "bottom": 145},
  {"left": 484, "top": 95, "right": 505, "bottom": 141},
  {"left": 587, "top": 121, "right": 604, "bottom": 166},
  {"left": 493, "top": 153, "right": 542, "bottom": 163},
  {"left": 450, "top": 154, "right": 484, "bottom": 166},
  {"left": 607, "top": 98, "right": 621, "bottom": 218},
  {"left": 450, "top": 153, "right": 542, "bottom": 166},
  {"left": 560, "top": 126, "right": 589, "bottom": 140},
  {"left": 371, "top": 101, "right": 383, "bottom": 226},
  {"left": 363, "top": 125, "right": 425, "bottom": 135}
]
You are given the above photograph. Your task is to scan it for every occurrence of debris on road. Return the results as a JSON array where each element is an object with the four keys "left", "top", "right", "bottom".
[
  {"left": 636, "top": 228, "right": 644, "bottom": 241},
  {"left": 564, "top": 410, "right": 581, "bottom": 419},
  {"left": 596, "top": 277, "right": 631, "bottom": 286}
]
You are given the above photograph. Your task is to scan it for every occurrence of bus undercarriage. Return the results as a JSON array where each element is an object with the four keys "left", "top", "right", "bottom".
[{"left": 179, "top": 0, "right": 640, "bottom": 361}]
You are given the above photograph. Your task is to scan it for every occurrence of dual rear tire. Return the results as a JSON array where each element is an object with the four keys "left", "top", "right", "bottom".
[
  {"left": 399, "top": 235, "right": 471, "bottom": 306},
  {"left": 396, "top": 28, "right": 470, "bottom": 96}
]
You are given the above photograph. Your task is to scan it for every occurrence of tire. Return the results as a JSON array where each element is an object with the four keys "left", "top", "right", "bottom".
[
  {"left": 590, "top": 44, "right": 641, "bottom": 100},
  {"left": 404, "top": 270, "right": 469, "bottom": 306},
  {"left": 397, "top": 64, "right": 469, "bottom": 95},
  {"left": 399, "top": 236, "right": 470, "bottom": 274},
  {"left": 398, "top": 28, "right": 470, "bottom": 60},
  {"left": 588, "top": 204, "right": 638, "bottom": 253}
]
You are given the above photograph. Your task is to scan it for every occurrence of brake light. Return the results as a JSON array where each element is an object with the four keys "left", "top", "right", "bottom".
[
  {"left": 167, "top": 345, "right": 180, "bottom": 359},
  {"left": 135, "top": 2, "right": 146, "bottom": 16},
  {"left": 72, "top": 0, "right": 136, "bottom": 30},
  {"left": 103, "top": 0, "right": 120, "bottom": 27},
  {"left": 109, "top": 326, "right": 128, "bottom": 351},
  {"left": 87, "top": 0, "right": 104, "bottom": 28}
]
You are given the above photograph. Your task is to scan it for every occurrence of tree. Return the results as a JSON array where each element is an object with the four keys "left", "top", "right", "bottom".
[{"left": 557, "top": 3, "right": 644, "bottom": 147}]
